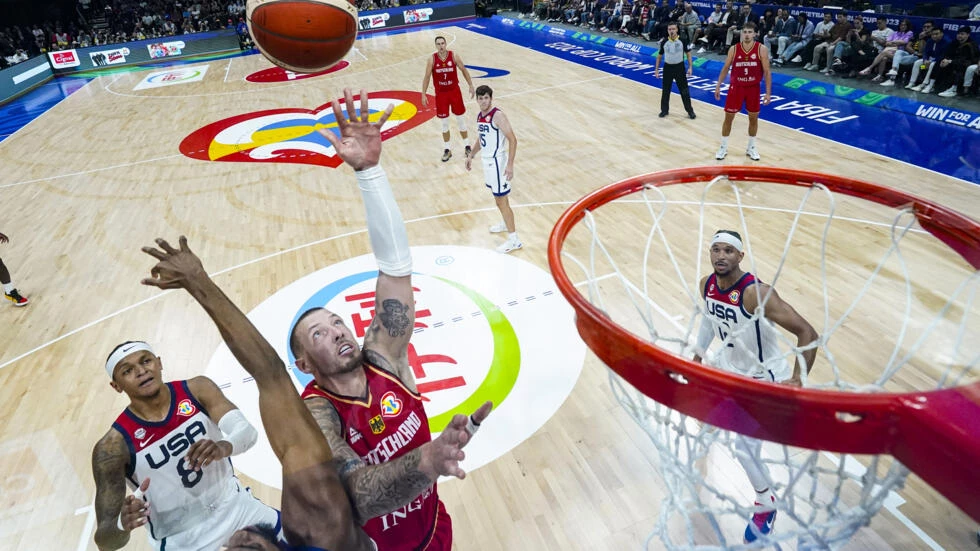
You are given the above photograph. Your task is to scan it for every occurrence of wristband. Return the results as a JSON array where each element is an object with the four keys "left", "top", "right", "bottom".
[
  {"left": 116, "top": 487, "right": 145, "bottom": 531},
  {"left": 465, "top": 414, "right": 481, "bottom": 436}
]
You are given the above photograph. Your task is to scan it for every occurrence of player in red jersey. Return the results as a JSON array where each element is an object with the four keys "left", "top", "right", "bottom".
[
  {"left": 289, "top": 89, "right": 493, "bottom": 551},
  {"left": 713, "top": 21, "right": 772, "bottom": 161},
  {"left": 140, "top": 89, "right": 489, "bottom": 551},
  {"left": 421, "top": 36, "right": 476, "bottom": 162},
  {"left": 91, "top": 341, "right": 279, "bottom": 551}
]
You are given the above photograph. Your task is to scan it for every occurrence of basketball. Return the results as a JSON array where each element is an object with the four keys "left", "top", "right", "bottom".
[{"left": 246, "top": 0, "right": 358, "bottom": 73}]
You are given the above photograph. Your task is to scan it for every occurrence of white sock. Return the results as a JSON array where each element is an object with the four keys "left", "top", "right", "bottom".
[
  {"left": 720, "top": 136, "right": 729, "bottom": 147},
  {"left": 3, "top": 282, "right": 14, "bottom": 294},
  {"left": 748, "top": 136, "right": 757, "bottom": 148},
  {"left": 508, "top": 232, "right": 519, "bottom": 242},
  {"left": 443, "top": 139, "right": 451, "bottom": 150},
  {"left": 735, "top": 436, "right": 771, "bottom": 500}
]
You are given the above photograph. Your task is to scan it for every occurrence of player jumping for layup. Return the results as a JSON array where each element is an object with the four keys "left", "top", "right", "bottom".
[
  {"left": 693, "top": 230, "right": 818, "bottom": 543},
  {"left": 465, "top": 85, "right": 522, "bottom": 254},
  {"left": 713, "top": 22, "right": 772, "bottom": 161},
  {"left": 421, "top": 36, "right": 476, "bottom": 162}
]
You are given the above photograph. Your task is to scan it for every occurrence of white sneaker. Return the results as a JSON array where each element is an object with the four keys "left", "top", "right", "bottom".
[
  {"left": 489, "top": 222, "right": 508, "bottom": 233},
  {"left": 880, "top": 79, "right": 895, "bottom": 87},
  {"left": 715, "top": 144, "right": 728, "bottom": 160},
  {"left": 697, "top": 47, "right": 706, "bottom": 54},
  {"left": 921, "top": 83, "right": 934, "bottom": 94},
  {"left": 938, "top": 86, "right": 957, "bottom": 97},
  {"left": 496, "top": 238, "right": 523, "bottom": 253},
  {"left": 886, "top": 68, "right": 897, "bottom": 77},
  {"left": 746, "top": 145, "right": 760, "bottom": 161},
  {"left": 791, "top": 55, "right": 803, "bottom": 63},
  {"left": 905, "top": 82, "right": 917, "bottom": 90},
  {"left": 803, "top": 63, "right": 816, "bottom": 71},
  {"left": 910, "top": 83, "right": 923, "bottom": 91}
]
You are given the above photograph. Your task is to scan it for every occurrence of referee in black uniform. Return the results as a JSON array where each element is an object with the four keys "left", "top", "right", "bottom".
[{"left": 654, "top": 21, "right": 696, "bottom": 119}]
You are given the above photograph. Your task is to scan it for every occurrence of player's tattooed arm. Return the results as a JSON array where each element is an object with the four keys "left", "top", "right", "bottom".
[
  {"left": 363, "top": 293, "right": 418, "bottom": 393},
  {"left": 92, "top": 430, "right": 131, "bottom": 551},
  {"left": 306, "top": 397, "right": 434, "bottom": 524}
]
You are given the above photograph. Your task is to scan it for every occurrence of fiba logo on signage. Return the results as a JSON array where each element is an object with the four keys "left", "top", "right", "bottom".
[{"left": 204, "top": 246, "right": 585, "bottom": 489}]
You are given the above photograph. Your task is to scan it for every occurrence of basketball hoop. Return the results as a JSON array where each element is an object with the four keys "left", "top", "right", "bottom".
[{"left": 548, "top": 165, "right": 980, "bottom": 548}]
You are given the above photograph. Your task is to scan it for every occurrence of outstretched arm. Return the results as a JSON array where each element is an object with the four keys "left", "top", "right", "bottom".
[
  {"left": 141, "top": 238, "right": 335, "bottom": 475},
  {"left": 316, "top": 91, "right": 418, "bottom": 390},
  {"left": 306, "top": 397, "right": 493, "bottom": 524},
  {"left": 744, "top": 283, "right": 818, "bottom": 386}
]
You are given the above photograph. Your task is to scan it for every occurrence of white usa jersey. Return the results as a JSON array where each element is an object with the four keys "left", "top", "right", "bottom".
[
  {"left": 477, "top": 107, "right": 507, "bottom": 160},
  {"left": 112, "top": 381, "right": 235, "bottom": 539},
  {"left": 703, "top": 272, "right": 791, "bottom": 381}
]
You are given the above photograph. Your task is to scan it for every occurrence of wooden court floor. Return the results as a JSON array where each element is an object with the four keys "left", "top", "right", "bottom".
[{"left": 0, "top": 24, "right": 977, "bottom": 550}]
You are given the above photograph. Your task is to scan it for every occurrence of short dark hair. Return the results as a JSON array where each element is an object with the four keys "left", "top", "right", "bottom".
[
  {"left": 242, "top": 524, "right": 282, "bottom": 548},
  {"left": 742, "top": 21, "right": 756, "bottom": 31},
  {"left": 958, "top": 26, "right": 972, "bottom": 34},
  {"left": 434, "top": 35, "right": 446, "bottom": 43},
  {"left": 714, "top": 229, "right": 743, "bottom": 242},
  {"left": 876, "top": 15, "right": 887, "bottom": 21},
  {"left": 798, "top": 13, "right": 807, "bottom": 20},
  {"left": 475, "top": 84, "right": 493, "bottom": 97},
  {"left": 924, "top": 19, "right": 935, "bottom": 26},
  {"left": 289, "top": 307, "right": 327, "bottom": 359}
]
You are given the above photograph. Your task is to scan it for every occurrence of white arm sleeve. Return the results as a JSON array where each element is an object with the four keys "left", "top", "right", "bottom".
[
  {"left": 355, "top": 165, "right": 413, "bottom": 277},
  {"left": 695, "top": 314, "right": 716, "bottom": 356},
  {"left": 218, "top": 409, "right": 258, "bottom": 455}
]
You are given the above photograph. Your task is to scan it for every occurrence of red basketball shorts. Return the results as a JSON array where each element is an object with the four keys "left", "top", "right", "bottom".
[
  {"left": 435, "top": 86, "right": 465, "bottom": 119},
  {"left": 425, "top": 499, "right": 453, "bottom": 550},
  {"left": 724, "top": 85, "right": 762, "bottom": 114}
]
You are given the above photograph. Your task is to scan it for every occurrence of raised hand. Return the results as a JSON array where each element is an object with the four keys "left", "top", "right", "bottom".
[
  {"left": 140, "top": 236, "right": 208, "bottom": 290},
  {"left": 185, "top": 438, "right": 232, "bottom": 471},
  {"left": 420, "top": 401, "right": 492, "bottom": 480},
  {"left": 119, "top": 478, "right": 151, "bottom": 531},
  {"left": 317, "top": 88, "right": 394, "bottom": 171}
]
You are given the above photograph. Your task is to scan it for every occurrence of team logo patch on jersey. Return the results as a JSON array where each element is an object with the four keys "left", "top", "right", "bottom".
[
  {"left": 380, "top": 391, "right": 402, "bottom": 418},
  {"left": 369, "top": 415, "right": 386, "bottom": 435},
  {"left": 177, "top": 399, "right": 196, "bottom": 417},
  {"left": 134, "top": 428, "right": 146, "bottom": 439},
  {"left": 349, "top": 426, "right": 363, "bottom": 444},
  {"left": 729, "top": 290, "right": 740, "bottom": 303}
]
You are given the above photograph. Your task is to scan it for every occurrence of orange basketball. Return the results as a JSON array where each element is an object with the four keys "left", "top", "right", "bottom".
[{"left": 246, "top": 0, "right": 358, "bottom": 73}]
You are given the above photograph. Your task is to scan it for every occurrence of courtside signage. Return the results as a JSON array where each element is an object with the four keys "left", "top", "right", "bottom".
[
  {"left": 47, "top": 50, "right": 80, "bottom": 69},
  {"left": 133, "top": 65, "right": 209, "bottom": 90},
  {"left": 204, "top": 245, "right": 586, "bottom": 489}
]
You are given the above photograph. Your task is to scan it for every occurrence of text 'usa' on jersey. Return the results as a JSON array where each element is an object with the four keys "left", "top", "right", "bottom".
[{"left": 112, "top": 380, "right": 235, "bottom": 539}]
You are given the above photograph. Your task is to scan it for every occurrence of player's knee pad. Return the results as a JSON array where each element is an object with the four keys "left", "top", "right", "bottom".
[
  {"left": 456, "top": 115, "right": 468, "bottom": 133},
  {"left": 441, "top": 118, "right": 450, "bottom": 133}
]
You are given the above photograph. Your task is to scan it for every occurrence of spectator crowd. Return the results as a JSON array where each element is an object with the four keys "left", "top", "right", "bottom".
[{"left": 521, "top": 0, "right": 980, "bottom": 98}]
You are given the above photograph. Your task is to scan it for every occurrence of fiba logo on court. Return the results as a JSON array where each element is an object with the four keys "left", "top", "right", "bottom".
[
  {"left": 179, "top": 91, "right": 435, "bottom": 168},
  {"left": 204, "top": 246, "right": 585, "bottom": 489}
]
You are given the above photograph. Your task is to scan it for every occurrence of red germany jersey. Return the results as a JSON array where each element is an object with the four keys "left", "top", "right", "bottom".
[
  {"left": 432, "top": 51, "right": 460, "bottom": 92},
  {"left": 730, "top": 41, "right": 763, "bottom": 87},
  {"left": 302, "top": 363, "right": 441, "bottom": 551}
]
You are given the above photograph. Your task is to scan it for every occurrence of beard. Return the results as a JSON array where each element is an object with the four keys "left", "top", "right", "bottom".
[{"left": 336, "top": 351, "right": 364, "bottom": 374}]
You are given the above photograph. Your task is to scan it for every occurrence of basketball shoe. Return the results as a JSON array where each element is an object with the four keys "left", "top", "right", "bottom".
[
  {"left": 442, "top": 149, "right": 452, "bottom": 162},
  {"left": 465, "top": 145, "right": 472, "bottom": 158},
  {"left": 4, "top": 289, "right": 29, "bottom": 307},
  {"left": 715, "top": 143, "right": 728, "bottom": 160},
  {"left": 743, "top": 495, "right": 777, "bottom": 543},
  {"left": 746, "top": 145, "right": 761, "bottom": 161},
  {"left": 489, "top": 222, "right": 508, "bottom": 233},
  {"left": 496, "top": 237, "right": 523, "bottom": 254}
]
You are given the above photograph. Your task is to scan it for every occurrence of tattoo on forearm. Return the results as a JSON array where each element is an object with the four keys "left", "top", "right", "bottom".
[
  {"left": 92, "top": 433, "right": 131, "bottom": 548},
  {"left": 349, "top": 447, "right": 433, "bottom": 522},
  {"left": 377, "top": 299, "right": 412, "bottom": 338}
]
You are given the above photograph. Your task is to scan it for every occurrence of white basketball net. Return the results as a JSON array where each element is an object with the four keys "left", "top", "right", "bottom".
[{"left": 559, "top": 174, "right": 979, "bottom": 550}]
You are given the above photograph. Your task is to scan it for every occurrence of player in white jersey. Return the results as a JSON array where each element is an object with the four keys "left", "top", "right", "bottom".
[
  {"left": 465, "top": 85, "right": 521, "bottom": 254},
  {"left": 92, "top": 341, "right": 280, "bottom": 551},
  {"left": 692, "top": 229, "right": 818, "bottom": 544}
]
